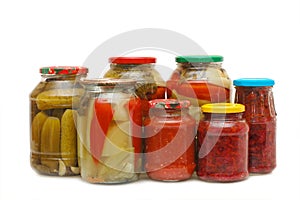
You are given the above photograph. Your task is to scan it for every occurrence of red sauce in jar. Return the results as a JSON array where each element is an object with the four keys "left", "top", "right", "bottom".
[
  {"left": 234, "top": 78, "right": 276, "bottom": 173},
  {"left": 145, "top": 99, "right": 196, "bottom": 181},
  {"left": 197, "top": 103, "right": 249, "bottom": 182}
]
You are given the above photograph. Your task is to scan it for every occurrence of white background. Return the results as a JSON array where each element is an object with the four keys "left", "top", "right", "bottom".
[{"left": 0, "top": 0, "right": 300, "bottom": 200}]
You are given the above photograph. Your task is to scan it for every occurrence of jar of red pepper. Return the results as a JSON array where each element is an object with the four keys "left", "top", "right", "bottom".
[
  {"left": 197, "top": 103, "right": 249, "bottom": 182},
  {"left": 167, "top": 55, "right": 232, "bottom": 121},
  {"left": 145, "top": 99, "right": 196, "bottom": 181},
  {"left": 233, "top": 78, "right": 276, "bottom": 174},
  {"left": 77, "top": 78, "right": 142, "bottom": 184}
]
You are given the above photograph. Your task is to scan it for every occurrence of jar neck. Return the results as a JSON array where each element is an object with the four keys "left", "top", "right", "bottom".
[
  {"left": 178, "top": 62, "right": 222, "bottom": 68},
  {"left": 149, "top": 108, "right": 189, "bottom": 118},
  {"left": 41, "top": 74, "right": 87, "bottom": 81},
  {"left": 110, "top": 63, "right": 155, "bottom": 70},
  {"left": 203, "top": 112, "right": 244, "bottom": 121}
]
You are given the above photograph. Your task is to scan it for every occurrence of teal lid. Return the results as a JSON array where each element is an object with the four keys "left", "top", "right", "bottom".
[
  {"left": 176, "top": 55, "right": 223, "bottom": 63},
  {"left": 233, "top": 78, "right": 275, "bottom": 87}
]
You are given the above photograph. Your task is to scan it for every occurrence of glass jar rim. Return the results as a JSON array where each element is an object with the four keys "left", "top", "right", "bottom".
[{"left": 80, "top": 78, "right": 136, "bottom": 87}]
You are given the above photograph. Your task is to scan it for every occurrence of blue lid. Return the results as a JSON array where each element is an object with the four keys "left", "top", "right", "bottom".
[{"left": 233, "top": 78, "right": 275, "bottom": 87}]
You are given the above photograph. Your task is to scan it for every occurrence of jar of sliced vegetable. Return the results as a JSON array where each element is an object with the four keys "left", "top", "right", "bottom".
[
  {"left": 197, "top": 103, "right": 249, "bottom": 182},
  {"left": 77, "top": 78, "right": 142, "bottom": 184},
  {"left": 167, "top": 55, "right": 231, "bottom": 121},
  {"left": 234, "top": 78, "right": 276, "bottom": 174},
  {"left": 30, "top": 66, "right": 88, "bottom": 176},
  {"left": 104, "top": 57, "right": 167, "bottom": 122}
]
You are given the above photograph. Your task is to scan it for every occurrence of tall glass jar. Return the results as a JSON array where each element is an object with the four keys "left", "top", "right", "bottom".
[
  {"left": 144, "top": 99, "right": 196, "bottom": 181},
  {"left": 104, "top": 57, "right": 166, "bottom": 121},
  {"left": 77, "top": 78, "right": 142, "bottom": 184},
  {"left": 167, "top": 55, "right": 231, "bottom": 121},
  {"left": 30, "top": 66, "right": 88, "bottom": 176},
  {"left": 234, "top": 78, "right": 276, "bottom": 174},
  {"left": 197, "top": 103, "right": 249, "bottom": 182}
]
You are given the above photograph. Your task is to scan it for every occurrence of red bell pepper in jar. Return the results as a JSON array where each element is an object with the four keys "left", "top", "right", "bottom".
[
  {"left": 197, "top": 103, "right": 249, "bottom": 182},
  {"left": 234, "top": 78, "right": 276, "bottom": 174}
]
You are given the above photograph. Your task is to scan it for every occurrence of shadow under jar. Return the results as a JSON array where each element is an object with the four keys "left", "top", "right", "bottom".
[
  {"left": 77, "top": 78, "right": 142, "bottom": 184},
  {"left": 30, "top": 66, "right": 88, "bottom": 176},
  {"left": 234, "top": 78, "right": 276, "bottom": 174},
  {"left": 197, "top": 103, "right": 249, "bottom": 182},
  {"left": 145, "top": 99, "right": 196, "bottom": 181}
]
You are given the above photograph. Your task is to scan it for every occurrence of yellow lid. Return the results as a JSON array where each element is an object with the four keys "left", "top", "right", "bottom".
[{"left": 201, "top": 103, "right": 245, "bottom": 113}]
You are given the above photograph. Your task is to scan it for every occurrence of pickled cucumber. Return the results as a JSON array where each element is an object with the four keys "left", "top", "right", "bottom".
[
  {"left": 61, "top": 109, "right": 77, "bottom": 167},
  {"left": 40, "top": 117, "right": 61, "bottom": 171},
  {"left": 36, "top": 88, "right": 84, "bottom": 110},
  {"left": 31, "top": 112, "right": 48, "bottom": 156}
]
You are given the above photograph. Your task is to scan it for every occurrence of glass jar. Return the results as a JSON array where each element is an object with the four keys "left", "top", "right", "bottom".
[
  {"left": 144, "top": 99, "right": 196, "bottom": 181},
  {"left": 30, "top": 66, "right": 88, "bottom": 176},
  {"left": 197, "top": 103, "right": 249, "bottom": 182},
  {"left": 167, "top": 55, "right": 231, "bottom": 121},
  {"left": 234, "top": 78, "right": 276, "bottom": 174},
  {"left": 77, "top": 78, "right": 142, "bottom": 184},
  {"left": 104, "top": 57, "right": 166, "bottom": 121}
]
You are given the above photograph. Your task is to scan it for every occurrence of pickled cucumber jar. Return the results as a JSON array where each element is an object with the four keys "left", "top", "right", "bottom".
[
  {"left": 77, "top": 78, "right": 142, "bottom": 184},
  {"left": 30, "top": 66, "right": 88, "bottom": 176},
  {"left": 167, "top": 55, "right": 231, "bottom": 121},
  {"left": 104, "top": 57, "right": 166, "bottom": 121}
]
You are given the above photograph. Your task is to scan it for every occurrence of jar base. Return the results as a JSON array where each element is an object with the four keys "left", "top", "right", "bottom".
[{"left": 197, "top": 172, "right": 249, "bottom": 183}]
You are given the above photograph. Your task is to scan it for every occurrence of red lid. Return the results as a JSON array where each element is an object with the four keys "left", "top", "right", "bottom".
[
  {"left": 40, "top": 66, "right": 88, "bottom": 75},
  {"left": 109, "top": 57, "right": 156, "bottom": 64},
  {"left": 149, "top": 99, "right": 191, "bottom": 109}
]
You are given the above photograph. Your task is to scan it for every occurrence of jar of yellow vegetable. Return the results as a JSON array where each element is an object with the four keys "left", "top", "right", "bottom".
[{"left": 30, "top": 66, "right": 88, "bottom": 176}]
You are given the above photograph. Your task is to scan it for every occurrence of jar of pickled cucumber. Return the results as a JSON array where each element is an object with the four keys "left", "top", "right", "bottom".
[
  {"left": 30, "top": 66, "right": 88, "bottom": 176},
  {"left": 104, "top": 57, "right": 167, "bottom": 121},
  {"left": 77, "top": 78, "right": 142, "bottom": 184},
  {"left": 167, "top": 55, "right": 231, "bottom": 121}
]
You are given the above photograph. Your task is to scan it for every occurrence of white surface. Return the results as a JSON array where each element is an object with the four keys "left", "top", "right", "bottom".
[{"left": 0, "top": 0, "right": 300, "bottom": 200}]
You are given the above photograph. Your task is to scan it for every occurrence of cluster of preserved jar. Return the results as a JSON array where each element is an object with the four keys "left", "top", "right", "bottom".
[{"left": 30, "top": 56, "right": 277, "bottom": 183}]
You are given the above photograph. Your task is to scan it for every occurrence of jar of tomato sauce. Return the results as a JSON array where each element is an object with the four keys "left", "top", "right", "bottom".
[
  {"left": 145, "top": 99, "right": 196, "bottom": 181},
  {"left": 104, "top": 57, "right": 166, "bottom": 121},
  {"left": 197, "top": 103, "right": 249, "bottom": 182},
  {"left": 30, "top": 66, "right": 88, "bottom": 176},
  {"left": 234, "top": 78, "right": 276, "bottom": 174},
  {"left": 167, "top": 55, "right": 231, "bottom": 121},
  {"left": 77, "top": 78, "right": 142, "bottom": 184}
]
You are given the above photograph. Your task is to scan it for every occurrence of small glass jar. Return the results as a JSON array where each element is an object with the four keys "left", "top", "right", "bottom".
[
  {"left": 77, "top": 78, "right": 142, "bottom": 184},
  {"left": 30, "top": 66, "right": 88, "bottom": 176},
  {"left": 167, "top": 55, "right": 231, "bottom": 121},
  {"left": 234, "top": 78, "right": 276, "bottom": 174},
  {"left": 104, "top": 57, "right": 167, "bottom": 121},
  {"left": 197, "top": 103, "right": 249, "bottom": 182},
  {"left": 144, "top": 99, "right": 196, "bottom": 181}
]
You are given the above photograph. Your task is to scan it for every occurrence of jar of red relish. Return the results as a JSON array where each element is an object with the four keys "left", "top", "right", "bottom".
[
  {"left": 144, "top": 99, "right": 196, "bottom": 181},
  {"left": 104, "top": 57, "right": 166, "bottom": 121},
  {"left": 197, "top": 103, "right": 249, "bottom": 182},
  {"left": 167, "top": 55, "right": 231, "bottom": 121},
  {"left": 233, "top": 78, "right": 276, "bottom": 174}
]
